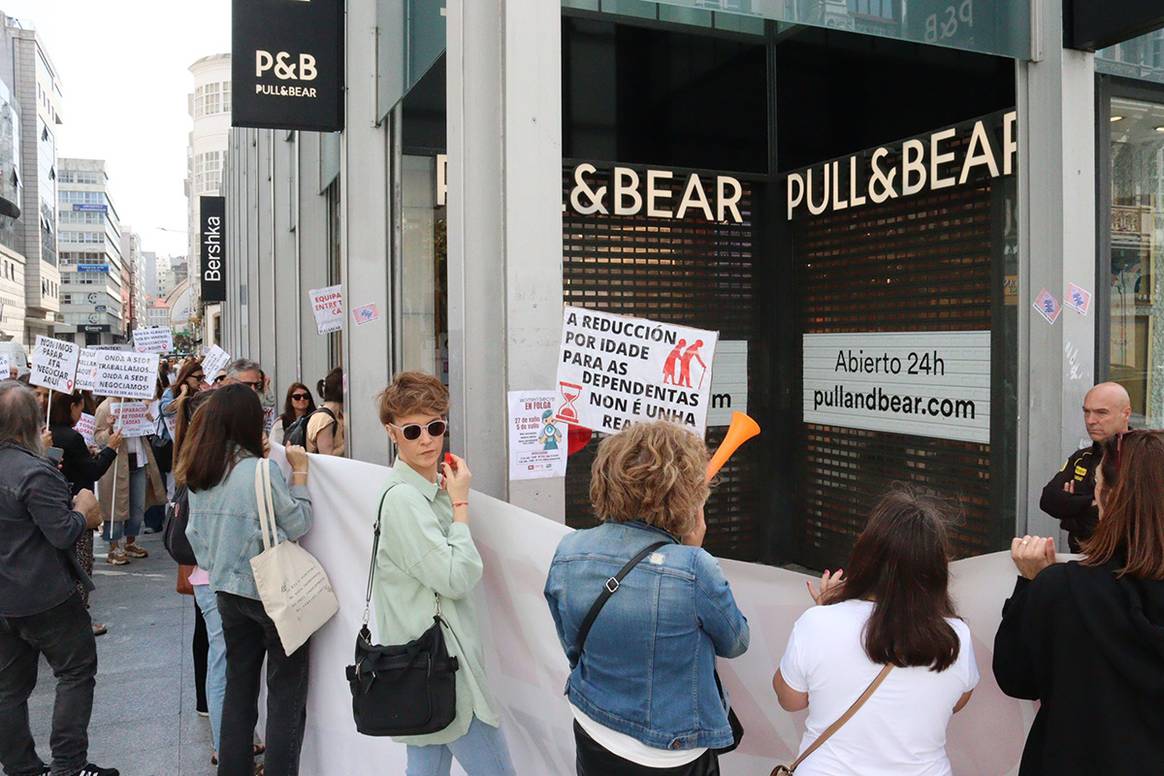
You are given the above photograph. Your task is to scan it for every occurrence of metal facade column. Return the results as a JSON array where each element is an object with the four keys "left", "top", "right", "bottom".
[
  {"left": 1017, "top": 0, "right": 1097, "bottom": 538},
  {"left": 447, "top": 0, "right": 565, "bottom": 518}
]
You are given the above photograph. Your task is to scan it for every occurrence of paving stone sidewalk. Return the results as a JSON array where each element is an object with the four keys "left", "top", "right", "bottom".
[{"left": 25, "top": 532, "right": 216, "bottom": 776}]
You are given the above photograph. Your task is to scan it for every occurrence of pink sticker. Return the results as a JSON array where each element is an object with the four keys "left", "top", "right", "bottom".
[
  {"left": 1033, "top": 289, "right": 1062, "bottom": 325},
  {"left": 352, "top": 303, "right": 380, "bottom": 326},
  {"left": 1065, "top": 283, "right": 1091, "bottom": 316}
]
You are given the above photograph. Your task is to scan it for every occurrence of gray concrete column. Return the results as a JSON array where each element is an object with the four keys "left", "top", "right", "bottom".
[
  {"left": 1017, "top": 0, "right": 1097, "bottom": 538},
  {"left": 447, "top": 0, "right": 565, "bottom": 519}
]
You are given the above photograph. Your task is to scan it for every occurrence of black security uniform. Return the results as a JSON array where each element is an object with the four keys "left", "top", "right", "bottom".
[{"left": 1040, "top": 442, "right": 1100, "bottom": 552}]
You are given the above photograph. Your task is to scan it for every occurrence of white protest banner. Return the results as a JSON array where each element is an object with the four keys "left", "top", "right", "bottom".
[
  {"left": 507, "top": 391, "right": 567, "bottom": 481},
  {"left": 94, "top": 350, "right": 158, "bottom": 400},
  {"left": 310, "top": 285, "right": 344, "bottom": 335},
  {"left": 803, "top": 331, "right": 992, "bottom": 444},
  {"left": 132, "top": 327, "right": 174, "bottom": 354},
  {"left": 111, "top": 401, "right": 154, "bottom": 438},
  {"left": 267, "top": 450, "right": 1035, "bottom": 776},
  {"left": 75, "top": 348, "right": 100, "bottom": 392},
  {"left": 30, "top": 336, "right": 80, "bottom": 393},
  {"left": 0, "top": 353, "right": 9, "bottom": 377},
  {"left": 555, "top": 307, "right": 717, "bottom": 435},
  {"left": 200, "top": 345, "right": 231, "bottom": 382},
  {"left": 75, "top": 413, "right": 97, "bottom": 446}
]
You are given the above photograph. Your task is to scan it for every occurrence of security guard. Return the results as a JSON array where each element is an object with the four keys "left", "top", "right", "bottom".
[{"left": 1040, "top": 382, "right": 1132, "bottom": 552}]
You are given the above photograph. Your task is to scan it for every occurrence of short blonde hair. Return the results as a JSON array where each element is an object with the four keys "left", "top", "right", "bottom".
[
  {"left": 377, "top": 371, "right": 449, "bottom": 424},
  {"left": 589, "top": 421, "right": 709, "bottom": 537}
]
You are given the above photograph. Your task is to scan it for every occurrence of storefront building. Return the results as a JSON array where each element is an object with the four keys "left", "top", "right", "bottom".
[{"left": 219, "top": 1, "right": 1164, "bottom": 571}]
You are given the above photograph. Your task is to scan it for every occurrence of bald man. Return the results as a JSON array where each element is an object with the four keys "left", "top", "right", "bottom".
[{"left": 1040, "top": 382, "right": 1132, "bottom": 551}]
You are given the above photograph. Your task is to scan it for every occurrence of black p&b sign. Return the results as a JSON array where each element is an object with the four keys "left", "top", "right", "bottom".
[
  {"left": 200, "top": 196, "right": 226, "bottom": 303},
  {"left": 232, "top": 0, "right": 344, "bottom": 132}
]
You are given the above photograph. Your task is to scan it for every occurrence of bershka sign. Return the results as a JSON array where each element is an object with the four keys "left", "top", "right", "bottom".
[
  {"left": 232, "top": 0, "right": 343, "bottom": 132},
  {"left": 786, "top": 110, "right": 1017, "bottom": 220},
  {"left": 200, "top": 196, "right": 226, "bottom": 302},
  {"left": 803, "top": 331, "right": 991, "bottom": 444}
]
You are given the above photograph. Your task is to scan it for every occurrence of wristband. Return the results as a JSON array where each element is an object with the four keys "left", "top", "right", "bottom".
[
  {"left": 292, "top": 470, "right": 308, "bottom": 475},
  {"left": 452, "top": 500, "right": 469, "bottom": 508}
]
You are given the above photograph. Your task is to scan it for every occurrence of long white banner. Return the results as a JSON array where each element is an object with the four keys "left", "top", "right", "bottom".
[{"left": 277, "top": 452, "right": 1034, "bottom": 775}]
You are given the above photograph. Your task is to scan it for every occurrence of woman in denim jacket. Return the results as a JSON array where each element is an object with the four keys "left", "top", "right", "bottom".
[
  {"left": 179, "top": 384, "right": 314, "bottom": 776},
  {"left": 545, "top": 421, "right": 750, "bottom": 776}
]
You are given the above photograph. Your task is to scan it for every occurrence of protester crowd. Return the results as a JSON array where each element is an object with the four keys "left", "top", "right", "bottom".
[{"left": 0, "top": 353, "right": 1160, "bottom": 776}]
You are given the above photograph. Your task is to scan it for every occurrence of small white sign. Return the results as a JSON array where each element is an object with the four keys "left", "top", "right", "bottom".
[
  {"left": 111, "top": 401, "right": 155, "bottom": 437},
  {"left": 30, "top": 336, "right": 80, "bottom": 393},
  {"left": 555, "top": 307, "right": 717, "bottom": 436},
  {"left": 264, "top": 406, "right": 277, "bottom": 433},
  {"left": 707, "top": 341, "right": 748, "bottom": 427},
  {"left": 310, "top": 285, "right": 344, "bottom": 335},
  {"left": 95, "top": 351, "right": 159, "bottom": 401},
  {"left": 0, "top": 354, "right": 9, "bottom": 377},
  {"left": 76, "top": 348, "right": 100, "bottom": 392},
  {"left": 507, "top": 390, "right": 568, "bottom": 481},
  {"left": 803, "top": 331, "right": 991, "bottom": 444},
  {"left": 133, "top": 327, "right": 174, "bottom": 354},
  {"left": 75, "top": 413, "right": 97, "bottom": 446},
  {"left": 200, "top": 345, "right": 231, "bottom": 382}
]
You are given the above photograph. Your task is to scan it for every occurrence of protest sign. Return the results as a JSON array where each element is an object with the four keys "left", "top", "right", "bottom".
[
  {"left": 352, "top": 303, "right": 380, "bottom": 326},
  {"left": 75, "top": 348, "right": 100, "bottom": 392},
  {"left": 0, "top": 354, "right": 9, "bottom": 376},
  {"left": 95, "top": 351, "right": 158, "bottom": 400},
  {"left": 75, "top": 413, "right": 97, "bottom": 446},
  {"left": 133, "top": 327, "right": 174, "bottom": 354},
  {"left": 310, "top": 285, "right": 344, "bottom": 335},
  {"left": 264, "top": 406, "right": 277, "bottom": 434},
  {"left": 30, "top": 336, "right": 80, "bottom": 393},
  {"left": 507, "top": 391, "right": 567, "bottom": 481},
  {"left": 555, "top": 307, "right": 717, "bottom": 435},
  {"left": 200, "top": 345, "right": 231, "bottom": 382},
  {"left": 111, "top": 401, "right": 154, "bottom": 438}
]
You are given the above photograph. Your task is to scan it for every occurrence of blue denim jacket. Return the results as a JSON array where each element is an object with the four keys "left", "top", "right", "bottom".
[
  {"left": 186, "top": 454, "right": 313, "bottom": 600},
  {"left": 544, "top": 521, "right": 749, "bottom": 751}
]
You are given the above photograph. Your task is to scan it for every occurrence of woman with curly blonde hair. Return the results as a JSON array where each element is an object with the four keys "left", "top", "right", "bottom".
[{"left": 544, "top": 421, "right": 749, "bottom": 776}]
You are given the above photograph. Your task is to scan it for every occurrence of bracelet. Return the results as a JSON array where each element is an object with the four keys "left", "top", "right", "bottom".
[
  {"left": 292, "top": 470, "right": 308, "bottom": 475},
  {"left": 452, "top": 500, "right": 469, "bottom": 508}
]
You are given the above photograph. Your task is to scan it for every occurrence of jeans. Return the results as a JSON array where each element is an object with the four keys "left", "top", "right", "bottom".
[
  {"left": 217, "top": 593, "right": 309, "bottom": 776},
  {"left": 573, "top": 722, "right": 720, "bottom": 776},
  {"left": 194, "top": 585, "right": 226, "bottom": 751},
  {"left": 101, "top": 466, "right": 146, "bottom": 543},
  {"left": 0, "top": 595, "right": 97, "bottom": 776},
  {"left": 406, "top": 717, "right": 516, "bottom": 776}
]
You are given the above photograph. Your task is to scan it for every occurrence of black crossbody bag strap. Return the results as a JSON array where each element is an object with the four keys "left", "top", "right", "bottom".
[
  {"left": 575, "top": 541, "right": 669, "bottom": 655},
  {"left": 361, "top": 484, "right": 401, "bottom": 637}
]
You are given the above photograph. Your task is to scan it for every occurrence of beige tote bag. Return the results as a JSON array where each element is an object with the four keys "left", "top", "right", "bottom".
[{"left": 250, "top": 458, "right": 338, "bottom": 655}]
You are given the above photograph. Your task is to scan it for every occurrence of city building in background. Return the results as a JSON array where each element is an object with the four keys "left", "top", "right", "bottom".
[
  {"left": 120, "top": 228, "right": 146, "bottom": 331},
  {"left": 142, "top": 249, "right": 158, "bottom": 298},
  {"left": 4, "top": 12, "right": 62, "bottom": 346},
  {"left": 57, "top": 158, "right": 124, "bottom": 345},
  {"left": 0, "top": 16, "right": 25, "bottom": 345},
  {"left": 187, "top": 53, "right": 229, "bottom": 348}
]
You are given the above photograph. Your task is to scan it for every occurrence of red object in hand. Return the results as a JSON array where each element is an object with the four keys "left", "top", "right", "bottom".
[
  {"left": 444, "top": 452, "right": 457, "bottom": 470},
  {"left": 567, "top": 425, "right": 593, "bottom": 456}
]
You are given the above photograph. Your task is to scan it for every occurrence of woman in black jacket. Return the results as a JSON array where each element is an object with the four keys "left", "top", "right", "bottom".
[
  {"left": 994, "top": 429, "right": 1164, "bottom": 775},
  {"left": 49, "top": 389, "right": 122, "bottom": 636}
]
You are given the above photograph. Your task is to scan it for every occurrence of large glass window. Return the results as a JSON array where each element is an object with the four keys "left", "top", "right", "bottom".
[
  {"left": 1107, "top": 95, "right": 1164, "bottom": 426},
  {"left": 400, "top": 154, "right": 447, "bottom": 381}
]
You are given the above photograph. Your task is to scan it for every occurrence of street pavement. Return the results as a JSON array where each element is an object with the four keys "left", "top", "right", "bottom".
[{"left": 25, "top": 532, "right": 216, "bottom": 776}]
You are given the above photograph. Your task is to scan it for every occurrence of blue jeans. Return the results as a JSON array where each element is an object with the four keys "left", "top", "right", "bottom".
[
  {"left": 406, "top": 717, "right": 516, "bottom": 776},
  {"left": 193, "top": 584, "right": 226, "bottom": 751},
  {"left": 101, "top": 465, "right": 146, "bottom": 542}
]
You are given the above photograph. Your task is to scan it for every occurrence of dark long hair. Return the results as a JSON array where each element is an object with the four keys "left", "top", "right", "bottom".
[
  {"left": 280, "top": 382, "right": 317, "bottom": 428},
  {"left": 174, "top": 359, "right": 204, "bottom": 394},
  {"left": 172, "top": 390, "right": 212, "bottom": 469},
  {"left": 48, "top": 389, "right": 82, "bottom": 427},
  {"left": 826, "top": 488, "right": 961, "bottom": 672},
  {"left": 175, "top": 384, "right": 264, "bottom": 492},
  {"left": 1082, "top": 430, "right": 1164, "bottom": 580},
  {"left": 318, "top": 367, "right": 343, "bottom": 404}
]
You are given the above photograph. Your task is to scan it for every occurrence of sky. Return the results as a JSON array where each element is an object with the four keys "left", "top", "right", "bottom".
[{"left": 1, "top": 0, "right": 230, "bottom": 258}]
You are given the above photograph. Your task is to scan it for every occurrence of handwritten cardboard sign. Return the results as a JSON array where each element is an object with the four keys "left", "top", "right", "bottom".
[
  {"left": 95, "top": 351, "right": 158, "bottom": 400},
  {"left": 200, "top": 345, "right": 231, "bottom": 382},
  {"left": 111, "top": 401, "right": 155, "bottom": 438},
  {"left": 133, "top": 327, "right": 174, "bottom": 354},
  {"left": 30, "top": 336, "right": 80, "bottom": 393}
]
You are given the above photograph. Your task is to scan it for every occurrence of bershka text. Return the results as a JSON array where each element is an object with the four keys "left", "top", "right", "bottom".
[{"left": 203, "top": 217, "right": 222, "bottom": 282}]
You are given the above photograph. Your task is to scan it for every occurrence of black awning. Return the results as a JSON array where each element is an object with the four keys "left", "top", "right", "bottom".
[
  {"left": 1065, "top": 0, "right": 1164, "bottom": 51},
  {"left": 0, "top": 196, "right": 19, "bottom": 219}
]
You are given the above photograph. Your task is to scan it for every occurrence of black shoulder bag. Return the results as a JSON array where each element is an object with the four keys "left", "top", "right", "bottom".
[
  {"left": 162, "top": 484, "right": 198, "bottom": 566},
  {"left": 345, "top": 486, "right": 459, "bottom": 737},
  {"left": 576, "top": 540, "right": 744, "bottom": 755}
]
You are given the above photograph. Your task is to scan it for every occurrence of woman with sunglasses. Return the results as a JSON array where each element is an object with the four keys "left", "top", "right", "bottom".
[
  {"left": 371, "top": 371, "right": 515, "bottom": 776},
  {"left": 272, "top": 383, "right": 317, "bottom": 446},
  {"left": 306, "top": 367, "right": 345, "bottom": 456},
  {"left": 994, "top": 429, "right": 1164, "bottom": 775}
]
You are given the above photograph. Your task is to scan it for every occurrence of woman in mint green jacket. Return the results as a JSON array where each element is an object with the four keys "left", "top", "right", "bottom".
[{"left": 373, "top": 372, "right": 515, "bottom": 776}]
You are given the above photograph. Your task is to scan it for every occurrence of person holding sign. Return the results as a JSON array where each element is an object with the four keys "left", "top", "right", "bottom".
[
  {"left": 93, "top": 397, "right": 166, "bottom": 566},
  {"left": 544, "top": 421, "right": 749, "bottom": 776}
]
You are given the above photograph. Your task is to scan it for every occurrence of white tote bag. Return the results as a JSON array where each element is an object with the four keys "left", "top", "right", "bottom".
[{"left": 250, "top": 458, "right": 339, "bottom": 655}]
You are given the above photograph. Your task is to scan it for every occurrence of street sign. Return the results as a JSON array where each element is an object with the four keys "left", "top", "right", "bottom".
[
  {"left": 77, "top": 264, "right": 109, "bottom": 273},
  {"left": 73, "top": 203, "right": 108, "bottom": 213}
]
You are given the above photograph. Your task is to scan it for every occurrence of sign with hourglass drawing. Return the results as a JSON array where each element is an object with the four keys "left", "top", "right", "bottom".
[{"left": 555, "top": 306, "right": 718, "bottom": 436}]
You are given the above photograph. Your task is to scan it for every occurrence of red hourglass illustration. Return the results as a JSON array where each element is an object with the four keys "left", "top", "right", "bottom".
[{"left": 558, "top": 381, "right": 583, "bottom": 424}]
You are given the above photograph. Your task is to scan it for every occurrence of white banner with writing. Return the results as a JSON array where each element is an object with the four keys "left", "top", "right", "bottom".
[
  {"left": 803, "top": 331, "right": 991, "bottom": 444},
  {"left": 94, "top": 351, "right": 158, "bottom": 400},
  {"left": 268, "top": 451, "right": 1034, "bottom": 776},
  {"left": 133, "top": 327, "right": 174, "bottom": 354},
  {"left": 30, "top": 336, "right": 80, "bottom": 393},
  {"left": 111, "top": 401, "right": 155, "bottom": 437},
  {"left": 201, "top": 345, "right": 231, "bottom": 382},
  {"left": 310, "top": 285, "right": 344, "bottom": 335},
  {"left": 75, "top": 348, "right": 100, "bottom": 392}
]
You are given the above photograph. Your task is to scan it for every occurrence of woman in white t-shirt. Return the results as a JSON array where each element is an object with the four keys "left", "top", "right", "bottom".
[{"left": 773, "top": 489, "right": 978, "bottom": 776}]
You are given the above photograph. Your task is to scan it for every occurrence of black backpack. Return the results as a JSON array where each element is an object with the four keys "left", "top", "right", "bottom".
[
  {"left": 163, "top": 484, "right": 198, "bottom": 566},
  {"left": 284, "top": 407, "right": 336, "bottom": 449}
]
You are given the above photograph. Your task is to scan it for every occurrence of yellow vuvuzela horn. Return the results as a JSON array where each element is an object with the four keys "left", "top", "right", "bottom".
[{"left": 706, "top": 412, "right": 761, "bottom": 482}]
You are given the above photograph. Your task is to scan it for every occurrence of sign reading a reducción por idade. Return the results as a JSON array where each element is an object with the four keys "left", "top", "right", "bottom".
[
  {"left": 803, "top": 331, "right": 991, "bottom": 444},
  {"left": 556, "top": 307, "right": 718, "bottom": 435}
]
